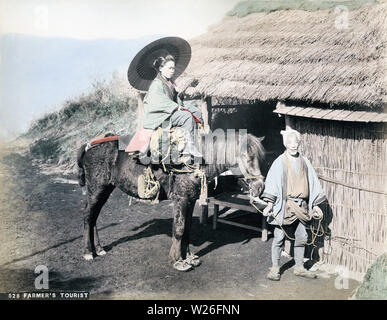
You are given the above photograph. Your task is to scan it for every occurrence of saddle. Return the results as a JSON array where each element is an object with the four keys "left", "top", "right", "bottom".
[
  {"left": 149, "top": 127, "right": 190, "bottom": 164},
  {"left": 120, "top": 127, "right": 197, "bottom": 168}
]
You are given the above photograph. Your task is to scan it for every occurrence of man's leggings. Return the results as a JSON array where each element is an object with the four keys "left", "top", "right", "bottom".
[{"left": 271, "top": 220, "right": 308, "bottom": 269}]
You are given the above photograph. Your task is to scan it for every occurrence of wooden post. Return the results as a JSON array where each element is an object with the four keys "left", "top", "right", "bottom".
[
  {"left": 136, "top": 91, "right": 146, "bottom": 131},
  {"left": 285, "top": 114, "right": 295, "bottom": 130},
  {"left": 201, "top": 96, "right": 212, "bottom": 133},
  {"left": 276, "top": 101, "right": 295, "bottom": 131},
  {"left": 261, "top": 215, "right": 268, "bottom": 242},
  {"left": 213, "top": 204, "right": 219, "bottom": 230},
  {"left": 200, "top": 204, "right": 208, "bottom": 225},
  {"left": 200, "top": 96, "right": 212, "bottom": 224}
]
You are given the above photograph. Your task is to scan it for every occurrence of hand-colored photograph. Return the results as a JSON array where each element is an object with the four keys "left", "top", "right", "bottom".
[{"left": 0, "top": 0, "right": 385, "bottom": 303}]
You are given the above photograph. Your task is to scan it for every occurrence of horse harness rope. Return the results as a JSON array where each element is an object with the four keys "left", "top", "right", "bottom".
[{"left": 249, "top": 200, "right": 324, "bottom": 245}]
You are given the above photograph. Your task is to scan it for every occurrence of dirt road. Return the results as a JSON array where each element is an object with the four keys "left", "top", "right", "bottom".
[{"left": 0, "top": 140, "right": 359, "bottom": 299}]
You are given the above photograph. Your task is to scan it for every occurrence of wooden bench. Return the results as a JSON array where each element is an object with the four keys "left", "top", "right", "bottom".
[{"left": 207, "top": 192, "right": 270, "bottom": 241}]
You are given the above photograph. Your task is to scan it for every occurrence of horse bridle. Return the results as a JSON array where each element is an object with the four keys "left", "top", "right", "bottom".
[
  {"left": 242, "top": 173, "right": 265, "bottom": 181},
  {"left": 237, "top": 156, "right": 265, "bottom": 183}
]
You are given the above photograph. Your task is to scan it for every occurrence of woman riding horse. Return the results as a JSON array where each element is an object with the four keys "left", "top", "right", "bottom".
[{"left": 142, "top": 54, "right": 203, "bottom": 158}]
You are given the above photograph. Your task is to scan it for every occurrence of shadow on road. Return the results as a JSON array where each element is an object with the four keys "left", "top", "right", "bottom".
[
  {"left": 104, "top": 213, "right": 264, "bottom": 259},
  {"left": 0, "top": 223, "right": 120, "bottom": 268}
]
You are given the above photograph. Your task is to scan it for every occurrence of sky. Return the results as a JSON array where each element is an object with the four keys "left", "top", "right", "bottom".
[
  {"left": 0, "top": 0, "right": 241, "bottom": 140},
  {"left": 0, "top": 0, "right": 240, "bottom": 39}
]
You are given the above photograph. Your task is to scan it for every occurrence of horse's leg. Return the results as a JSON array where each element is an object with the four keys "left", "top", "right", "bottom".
[
  {"left": 94, "top": 224, "right": 106, "bottom": 256},
  {"left": 182, "top": 201, "right": 194, "bottom": 258},
  {"left": 83, "top": 184, "right": 115, "bottom": 260},
  {"left": 82, "top": 201, "right": 93, "bottom": 260},
  {"left": 169, "top": 198, "right": 190, "bottom": 263},
  {"left": 181, "top": 202, "right": 201, "bottom": 267}
]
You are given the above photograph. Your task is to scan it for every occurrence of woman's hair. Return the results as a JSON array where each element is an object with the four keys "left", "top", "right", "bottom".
[{"left": 153, "top": 54, "right": 175, "bottom": 70}]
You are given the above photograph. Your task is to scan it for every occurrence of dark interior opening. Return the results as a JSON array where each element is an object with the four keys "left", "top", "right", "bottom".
[{"left": 210, "top": 100, "right": 285, "bottom": 195}]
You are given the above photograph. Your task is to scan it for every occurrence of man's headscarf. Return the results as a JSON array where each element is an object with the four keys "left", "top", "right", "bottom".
[{"left": 280, "top": 128, "right": 301, "bottom": 147}]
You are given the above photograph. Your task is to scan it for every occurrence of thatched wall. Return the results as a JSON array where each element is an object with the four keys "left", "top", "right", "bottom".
[
  {"left": 179, "top": 2, "right": 386, "bottom": 108},
  {"left": 291, "top": 116, "right": 386, "bottom": 275}
]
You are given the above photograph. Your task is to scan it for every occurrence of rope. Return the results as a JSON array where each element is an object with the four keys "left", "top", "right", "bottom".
[
  {"left": 329, "top": 236, "right": 378, "bottom": 257},
  {"left": 315, "top": 166, "right": 387, "bottom": 177},
  {"left": 328, "top": 202, "right": 386, "bottom": 215},
  {"left": 249, "top": 199, "right": 325, "bottom": 250},
  {"left": 243, "top": 174, "right": 265, "bottom": 180},
  {"left": 140, "top": 167, "right": 160, "bottom": 204},
  {"left": 151, "top": 127, "right": 187, "bottom": 173},
  {"left": 318, "top": 175, "right": 387, "bottom": 195}
]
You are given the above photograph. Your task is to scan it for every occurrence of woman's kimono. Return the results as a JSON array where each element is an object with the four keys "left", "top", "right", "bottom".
[
  {"left": 261, "top": 152, "right": 326, "bottom": 226},
  {"left": 142, "top": 73, "right": 182, "bottom": 130}
]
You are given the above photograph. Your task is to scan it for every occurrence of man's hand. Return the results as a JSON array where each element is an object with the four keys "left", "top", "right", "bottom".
[
  {"left": 263, "top": 202, "right": 273, "bottom": 216},
  {"left": 312, "top": 206, "right": 323, "bottom": 219}
]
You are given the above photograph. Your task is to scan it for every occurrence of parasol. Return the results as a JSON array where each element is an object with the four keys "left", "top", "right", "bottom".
[{"left": 127, "top": 36, "right": 191, "bottom": 91}]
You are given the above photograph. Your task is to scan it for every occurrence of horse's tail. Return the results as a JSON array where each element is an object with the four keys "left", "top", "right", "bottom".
[{"left": 77, "top": 144, "right": 87, "bottom": 187}]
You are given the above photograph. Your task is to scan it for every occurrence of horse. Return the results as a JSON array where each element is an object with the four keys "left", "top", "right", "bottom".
[{"left": 76, "top": 131, "right": 265, "bottom": 270}]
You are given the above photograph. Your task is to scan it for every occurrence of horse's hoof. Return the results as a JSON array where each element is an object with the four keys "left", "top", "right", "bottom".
[
  {"left": 83, "top": 253, "right": 94, "bottom": 261},
  {"left": 96, "top": 250, "right": 106, "bottom": 256}
]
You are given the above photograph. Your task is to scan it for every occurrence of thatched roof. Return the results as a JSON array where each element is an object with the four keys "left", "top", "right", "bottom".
[{"left": 177, "top": 2, "right": 387, "bottom": 108}]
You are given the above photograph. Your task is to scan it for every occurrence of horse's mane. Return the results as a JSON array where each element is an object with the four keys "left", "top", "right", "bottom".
[
  {"left": 201, "top": 131, "right": 265, "bottom": 177},
  {"left": 246, "top": 133, "right": 266, "bottom": 164}
]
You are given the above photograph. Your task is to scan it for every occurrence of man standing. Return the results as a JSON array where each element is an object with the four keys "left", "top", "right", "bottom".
[{"left": 261, "top": 128, "right": 326, "bottom": 281}]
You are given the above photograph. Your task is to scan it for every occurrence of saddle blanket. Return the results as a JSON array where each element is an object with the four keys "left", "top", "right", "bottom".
[{"left": 123, "top": 127, "right": 153, "bottom": 153}]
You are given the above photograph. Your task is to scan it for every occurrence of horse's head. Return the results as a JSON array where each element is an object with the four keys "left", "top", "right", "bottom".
[
  {"left": 237, "top": 134, "right": 266, "bottom": 198},
  {"left": 203, "top": 131, "right": 265, "bottom": 196}
]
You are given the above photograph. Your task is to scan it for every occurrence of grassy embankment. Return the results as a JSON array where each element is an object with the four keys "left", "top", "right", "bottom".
[
  {"left": 227, "top": 0, "right": 381, "bottom": 17},
  {"left": 24, "top": 73, "right": 138, "bottom": 175}
]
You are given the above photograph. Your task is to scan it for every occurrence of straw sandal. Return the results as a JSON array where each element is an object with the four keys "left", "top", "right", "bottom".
[
  {"left": 267, "top": 267, "right": 281, "bottom": 281},
  {"left": 173, "top": 259, "right": 193, "bottom": 272},
  {"left": 294, "top": 266, "right": 317, "bottom": 279},
  {"left": 186, "top": 253, "right": 201, "bottom": 267}
]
